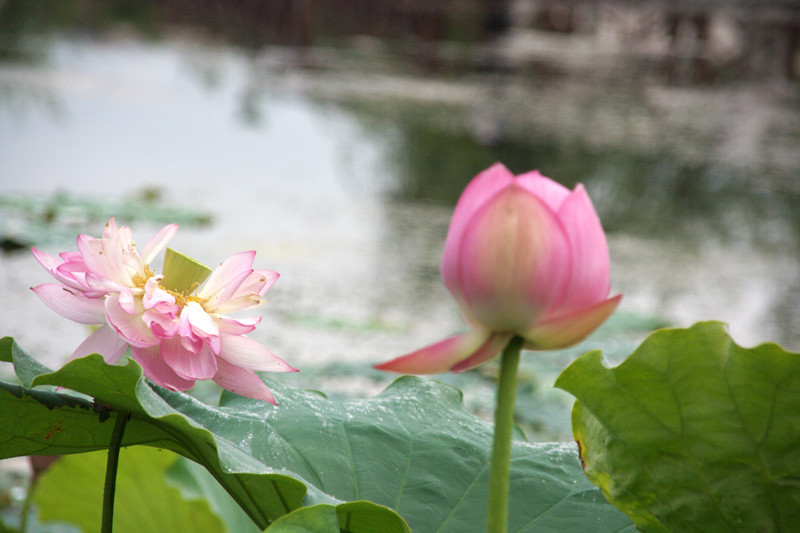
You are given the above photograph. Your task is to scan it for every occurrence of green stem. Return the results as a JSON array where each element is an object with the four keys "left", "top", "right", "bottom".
[
  {"left": 102, "top": 411, "right": 130, "bottom": 533},
  {"left": 20, "top": 475, "right": 38, "bottom": 533},
  {"left": 487, "top": 335, "right": 523, "bottom": 533}
]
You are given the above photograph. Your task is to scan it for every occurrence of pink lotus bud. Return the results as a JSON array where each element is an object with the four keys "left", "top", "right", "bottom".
[{"left": 376, "top": 163, "right": 621, "bottom": 374}]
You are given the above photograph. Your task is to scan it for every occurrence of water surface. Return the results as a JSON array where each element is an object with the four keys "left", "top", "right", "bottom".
[{"left": 1, "top": 26, "right": 799, "bottom": 438}]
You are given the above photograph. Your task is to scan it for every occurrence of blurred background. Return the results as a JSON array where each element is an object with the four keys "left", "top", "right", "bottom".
[{"left": 1, "top": 0, "right": 799, "bottom": 443}]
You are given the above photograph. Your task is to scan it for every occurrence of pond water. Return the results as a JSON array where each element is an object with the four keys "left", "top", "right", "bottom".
[{"left": 1, "top": 19, "right": 799, "bottom": 439}]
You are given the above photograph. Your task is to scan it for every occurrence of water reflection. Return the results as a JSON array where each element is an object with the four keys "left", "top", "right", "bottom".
[{"left": 1, "top": 2, "right": 799, "bottom": 438}]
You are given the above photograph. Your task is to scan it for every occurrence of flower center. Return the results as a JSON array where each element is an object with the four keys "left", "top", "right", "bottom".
[
  {"left": 165, "top": 284, "right": 209, "bottom": 309},
  {"left": 131, "top": 265, "right": 156, "bottom": 288},
  {"left": 133, "top": 265, "right": 209, "bottom": 311}
]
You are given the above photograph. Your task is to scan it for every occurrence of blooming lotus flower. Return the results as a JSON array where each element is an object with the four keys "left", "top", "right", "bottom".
[
  {"left": 376, "top": 163, "right": 621, "bottom": 374},
  {"left": 32, "top": 217, "right": 296, "bottom": 403}
]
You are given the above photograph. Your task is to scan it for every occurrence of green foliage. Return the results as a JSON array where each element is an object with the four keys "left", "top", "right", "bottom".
[
  {"left": 555, "top": 321, "right": 800, "bottom": 532},
  {"left": 33, "top": 448, "right": 225, "bottom": 533},
  {"left": 0, "top": 337, "right": 634, "bottom": 532}
]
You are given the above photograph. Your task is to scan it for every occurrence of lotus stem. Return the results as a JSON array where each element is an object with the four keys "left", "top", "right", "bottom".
[
  {"left": 487, "top": 335, "right": 523, "bottom": 533},
  {"left": 20, "top": 476, "right": 37, "bottom": 533},
  {"left": 102, "top": 411, "right": 130, "bottom": 533}
]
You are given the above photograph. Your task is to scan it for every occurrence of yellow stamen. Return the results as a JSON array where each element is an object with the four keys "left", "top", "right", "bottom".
[
  {"left": 159, "top": 283, "right": 208, "bottom": 308},
  {"left": 131, "top": 265, "right": 156, "bottom": 288}
]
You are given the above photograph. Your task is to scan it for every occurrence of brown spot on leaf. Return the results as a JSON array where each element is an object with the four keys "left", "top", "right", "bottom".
[{"left": 577, "top": 440, "right": 587, "bottom": 472}]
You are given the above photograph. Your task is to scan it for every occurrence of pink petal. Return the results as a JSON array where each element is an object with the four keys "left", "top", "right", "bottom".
[
  {"left": 217, "top": 335, "right": 297, "bottom": 372},
  {"left": 131, "top": 345, "right": 195, "bottom": 391},
  {"left": 161, "top": 337, "right": 218, "bottom": 380},
  {"left": 117, "top": 224, "right": 134, "bottom": 247},
  {"left": 70, "top": 325, "right": 129, "bottom": 364},
  {"left": 33, "top": 248, "right": 87, "bottom": 290},
  {"left": 105, "top": 293, "right": 159, "bottom": 348},
  {"left": 442, "top": 163, "right": 515, "bottom": 291},
  {"left": 180, "top": 332, "right": 203, "bottom": 354},
  {"left": 100, "top": 218, "right": 134, "bottom": 286},
  {"left": 184, "top": 301, "right": 219, "bottom": 338},
  {"left": 60, "top": 251, "right": 83, "bottom": 262},
  {"left": 143, "top": 278, "right": 178, "bottom": 313},
  {"left": 522, "top": 294, "right": 622, "bottom": 350},
  {"left": 208, "top": 268, "right": 252, "bottom": 310},
  {"left": 55, "top": 261, "right": 95, "bottom": 291},
  {"left": 450, "top": 332, "right": 514, "bottom": 372},
  {"left": 374, "top": 330, "right": 491, "bottom": 374},
  {"left": 216, "top": 316, "right": 259, "bottom": 335},
  {"left": 514, "top": 170, "right": 571, "bottom": 211},
  {"left": 177, "top": 309, "right": 195, "bottom": 339},
  {"left": 212, "top": 357, "right": 276, "bottom": 404},
  {"left": 122, "top": 249, "right": 145, "bottom": 276},
  {"left": 214, "top": 294, "right": 264, "bottom": 315},
  {"left": 77, "top": 233, "right": 132, "bottom": 288},
  {"left": 239, "top": 269, "right": 280, "bottom": 297},
  {"left": 200, "top": 251, "right": 256, "bottom": 301},
  {"left": 205, "top": 335, "right": 221, "bottom": 355},
  {"left": 212, "top": 269, "right": 278, "bottom": 314},
  {"left": 141, "top": 223, "right": 178, "bottom": 265},
  {"left": 453, "top": 185, "right": 572, "bottom": 332},
  {"left": 176, "top": 307, "right": 222, "bottom": 353},
  {"left": 32, "top": 247, "right": 63, "bottom": 274},
  {"left": 31, "top": 284, "right": 106, "bottom": 324},
  {"left": 549, "top": 184, "right": 611, "bottom": 318},
  {"left": 144, "top": 310, "right": 179, "bottom": 338},
  {"left": 81, "top": 271, "right": 126, "bottom": 295},
  {"left": 118, "top": 290, "right": 138, "bottom": 315}
]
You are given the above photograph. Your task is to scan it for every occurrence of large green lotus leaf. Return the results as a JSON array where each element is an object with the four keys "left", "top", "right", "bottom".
[
  {"left": 34, "top": 447, "right": 225, "bottom": 533},
  {"left": 0, "top": 337, "right": 635, "bottom": 532},
  {"left": 166, "top": 459, "right": 408, "bottom": 533},
  {"left": 263, "top": 502, "right": 412, "bottom": 533},
  {"left": 265, "top": 504, "right": 340, "bottom": 532},
  {"left": 166, "top": 457, "right": 262, "bottom": 533},
  {"left": 554, "top": 321, "right": 800, "bottom": 532}
]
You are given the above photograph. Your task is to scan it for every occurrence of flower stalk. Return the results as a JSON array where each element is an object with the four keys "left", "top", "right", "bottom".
[
  {"left": 487, "top": 335, "right": 523, "bottom": 533},
  {"left": 102, "top": 411, "right": 130, "bottom": 533}
]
